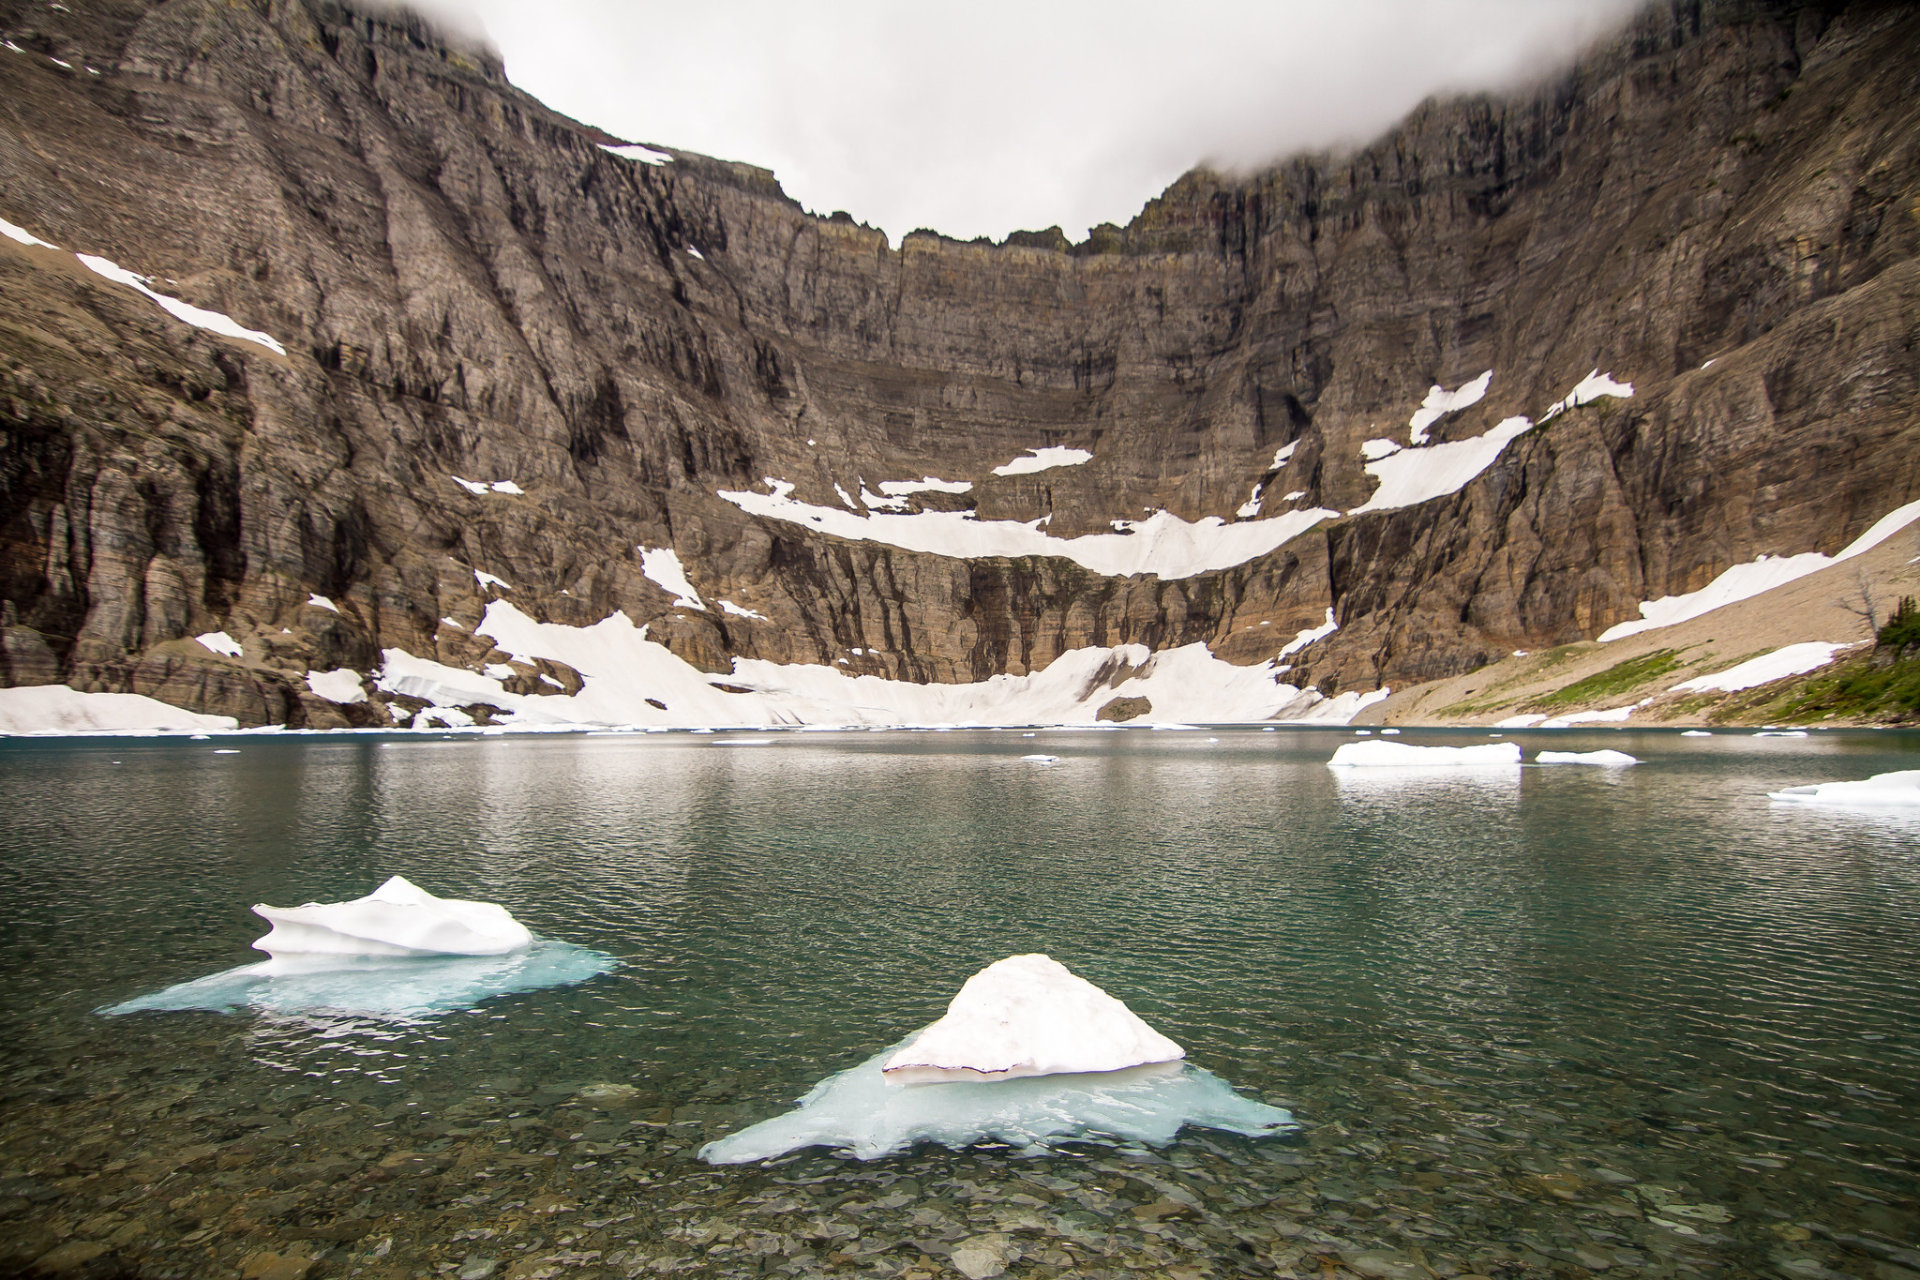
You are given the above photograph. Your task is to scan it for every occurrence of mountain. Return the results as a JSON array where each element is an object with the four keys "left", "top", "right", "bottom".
[{"left": 1, "top": 0, "right": 1916, "bottom": 730}]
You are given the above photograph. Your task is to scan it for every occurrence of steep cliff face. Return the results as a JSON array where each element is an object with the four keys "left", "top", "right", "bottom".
[{"left": 0, "top": 0, "right": 1915, "bottom": 725}]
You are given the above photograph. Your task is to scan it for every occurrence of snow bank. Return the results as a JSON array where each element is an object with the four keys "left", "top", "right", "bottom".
[
  {"left": 452, "top": 476, "right": 523, "bottom": 496},
  {"left": 877, "top": 476, "right": 973, "bottom": 497},
  {"left": 101, "top": 941, "right": 611, "bottom": 1019},
  {"left": 1536, "top": 749, "right": 1639, "bottom": 766},
  {"left": 1769, "top": 770, "right": 1920, "bottom": 807},
  {"left": 0, "top": 686, "right": 238, "bottom": 734},
  {"left": 1541, "top": 370, "right": 1633, "bottom": 421},
  {"left": 1495, "top": 713, "right": 1548, "bottom": 729},
  {"left": 639, "top": 547, "right": 705, "bottom": 610},
  {"left": 196, "top": 630, "right": 242, "bottom": 657},
  {"left": 881, "top": 954, "right": 1183, "bottom": 1082},
  {"left": 992, "top": 446, "right": 1092, "bottom": 477},
  {"left": 70, "top": 252, "right": 286, "bottom": 355},
  {"left": 1599, "top": 497, "right": 1920, "bottom": 641},
  {"left": 700, "top": 1050, "right": 1293, "bottom": 1164},
  {"left": 600, "top": 143, "right": 672, "bottom": 165},
  {"left": 718, "top": 600, "right": 767, "bottom": 620},
  {"left": 718, "top": 478, "right": 1338, "bottom": 579},
  {"left": 1348, "top": 417, "right": 1535, "bottom": 516},
  {"left": 1277, "top": 608, "right": 1337, "bottom": 659},
  {"left": 1408, "top": 370, "right": 1493, "bottom": 444},
  {"left": 1540, "top": 704, "right": 1640, "bottom": 728},
  {"left": 306, "top": 668, "right": 366, "bottom": 704},
  {"left": 1670, "top": 643, "right": 1850, "bottom": 693},
  {"left": 1328, "top": 740, "right": 1522, "bottom": 768},
  {"left": 251, "top": 875, "right": 532, "bottom": 958},
  {"left": 307, "top": 594, "right": 340, "bottom": 613}
]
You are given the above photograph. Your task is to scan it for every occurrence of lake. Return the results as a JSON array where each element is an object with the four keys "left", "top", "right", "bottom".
[{"left": 0, "top": 727, "right": 1915, "bottom": 1279}]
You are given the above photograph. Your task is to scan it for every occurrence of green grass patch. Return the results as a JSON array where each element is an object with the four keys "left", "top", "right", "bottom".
[
  {"left": 1528, "top": 649, "right": 1684, "bottom": 711},
  {"left": 1752, "top": 654, "right": 1920, "bottom": 725}
]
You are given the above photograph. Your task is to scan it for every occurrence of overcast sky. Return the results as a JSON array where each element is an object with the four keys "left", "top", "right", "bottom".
[{"left": 414, "top": 1, "right": 1643, "bottom": 246}]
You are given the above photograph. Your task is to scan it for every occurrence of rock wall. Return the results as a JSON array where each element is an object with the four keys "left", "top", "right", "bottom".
[{"left": 0, "top": 0, "right": 1915, "bottom": 723}]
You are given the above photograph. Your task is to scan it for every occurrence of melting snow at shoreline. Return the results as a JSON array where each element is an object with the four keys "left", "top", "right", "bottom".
[{"left": 701, "top": 955, "right": 1291, "bottom": 1163}]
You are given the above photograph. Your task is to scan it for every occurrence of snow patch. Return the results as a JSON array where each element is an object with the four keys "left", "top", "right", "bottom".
[
  {"left": 878, "top": 476, "right": 972, "bottom": 497},
  {"left": 1600, "top": 498, "right": 1920, "bottom": 641},
  {"left": 718, "top": 600, "right": 767, "bottom": 620},
  {"left": 1541, "top": 370, "right": 1633, "bottom": 421},
  {"left": 0, "top": 216, "right": 55, "bottom": 249},
  {"left": 1360, "top": 438, "right": 1402, "bottom": 461},
  {"left": 881, "top": 954, "right": 1183, "bottom": 1081},
  {"left": 473, "top": 570, "right": 511, "bottom": 592},
  {"left": 1408, "top": 370, "right": 1493, "bottom": 445},
  {"left": 0, "top": 686, "right": 238, "bottom": 734},
  {"left": 1277, "top": 608, "right": 1337, "bottom": 659},
  {"left": 1271, "top": 442, "right": 1298, "bottom": 469},
  {"left": 196, "top": 631, "right": 242, "bottom": 658},
  {"left": 992, "top": 446, "right": 1092, "bottom": 477},
  {"left": 638, "top": 547, "right": 706, "bottom": 610},
  {"left": 75, "top": 253, "right": 285, "bottom": 355},
  {"left": 305, "top": 668, "right": 366, "bottom": 704},
  {"left": 1539, "top": 704, "right": 1641, "bottom": 728},
  {"left": 1349, "top": 417, "right": 1535, "bottom": 516},
  {"left": 1670, "top": 642, "right": 1851, "bottom": 693},
  {"left": 719, "top": 478, "right": 1338, "bottom": 579},
  {"left": 600, "top": 142, "right": 672, "bottom": 165},
  {"left": 307, "top": 593, "right": 339, "bottom": 613}
]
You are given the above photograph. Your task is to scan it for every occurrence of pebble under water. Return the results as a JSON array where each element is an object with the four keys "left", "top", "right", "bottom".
[{"left": 0, "top": 727, "right": 1916, "bottom": 1280}]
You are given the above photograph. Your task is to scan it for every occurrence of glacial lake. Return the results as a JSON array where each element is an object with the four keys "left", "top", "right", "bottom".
[{"left": 0, "top": 727, "right": 1916, "bottom": 1280}]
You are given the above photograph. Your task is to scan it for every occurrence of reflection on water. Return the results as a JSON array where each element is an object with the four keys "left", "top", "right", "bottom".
[{"left": 0, "top": 727, "right": 1916, "bottom": 1279}]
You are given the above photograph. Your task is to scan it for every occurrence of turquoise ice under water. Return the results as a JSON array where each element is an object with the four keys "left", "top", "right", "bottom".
[{"left": 0, "top": 727, "right": 1917, "bottom": 1277}]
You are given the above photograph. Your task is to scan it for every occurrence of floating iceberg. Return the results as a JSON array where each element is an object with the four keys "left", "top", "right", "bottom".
[
  {"left": 1768, "top": 770, "right": 1920, "bottom": 808},
  {"left": 1021, "top": 754, "right": 1059, "bottom": 764},
  {"left": 1535, "top": 749, "right": 1639, "bottom": 766},
  {"left": 881, "top": 954, "right": 1182, "bottom": 1082},
  {"left": 1327, "top": 740, "right": 1522, "bottom": 769},
  {"left": 100, "top": 941, "right": 612, "bottom": 1019},
  {"left": 251, "top": 875, "right": 532, "bottom": 958},
  {"left": 700, "top": 1050, "right": 1294, "bottom": 1164}
]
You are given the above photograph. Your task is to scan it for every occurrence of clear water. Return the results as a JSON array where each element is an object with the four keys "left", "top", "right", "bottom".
[{"left": 1, "top": 728, "right": 1916, "bottom": 1279}]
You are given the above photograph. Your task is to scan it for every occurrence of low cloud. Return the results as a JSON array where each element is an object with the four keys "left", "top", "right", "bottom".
[{"left": 429, "top": 0, "right": 1644, "bottom": 245}]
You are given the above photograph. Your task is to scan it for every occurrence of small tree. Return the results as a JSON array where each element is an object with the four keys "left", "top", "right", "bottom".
[{"left": 1878, "top": 596, "right": 1920, "bottom": 653}]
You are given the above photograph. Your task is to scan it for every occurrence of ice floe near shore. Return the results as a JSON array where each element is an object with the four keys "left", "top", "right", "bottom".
[
  {"left": 1768, "top": 770, "right": 1920, "bottom": 808},
  {"left": 701, "top": 955, "right": 1290, "bottom": 1163},
  {"left": 1328, "top": 740, "right": 1522, "bottom": 769},
  {"left": 251, "top": 875, "right": 532, "bottom": 958},
  {"left": 880, "top": 954, "right": 1183, "bottom": 1082},
  {"left": 1536, "top": 749, "right": 1639, "bottom": 766}
]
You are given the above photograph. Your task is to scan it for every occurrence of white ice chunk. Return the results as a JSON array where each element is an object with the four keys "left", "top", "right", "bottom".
[
  {"left": 307, "top": 593, "right": 340, "bottom": 612},
  {"left": 1536, "top": 749, "right": 1639, "bottom": 765},
  {"left": 305, "top": 668, "right": 366, "bottom": 704},
  {"left": 101, "top": 941, "right": 612, "bottom": 1019},
  {"left": 718, "top": 479, "right": 1338, "bottom": 579},
  {"left": 1348, "top": 417, "right": 1535, "bottom": 516},
  {"left": 1277, "top": 608, "right": 1337, "bottom": 659},
  {"left": 1755, "top": 729, "right": 1808, "bottom": 738},
  {"left": 600, "top": 142, "right": 672, "bottom": 165},
  {"left": 75, "top": 253, "right": 286, "bottom": 354},
  {"left": 878, "top": 476, "right": 973, "bottom": 497},
  {"left": 717, "top": 599, "right": 768, "bottom": 620},
  {"left": 700, "top": 1048, "right": 1293, "bottom": 1165},
  {"left": 1328, "top": 740, "right": 1522, "bottom": 768},
  {"left": 881, "top": 954, "right": 1183, "bottom": 1081},
  {"left": 1360, "top": 438, "right": 1402, "bottom": 461},
  {"left": 1541, "top": 370, "right": 1633, "bottom": 421},
  {"left": 196, "top": 630, "right": 242, "bottom": 657},
  {"left": 992, "top": 446, "right": 1092, "bottom": 477},
  {"left": 1669, "top": 642, "right": 1850, "bottom": 693},
  {"left": 0, "top": 685, "right": 238, "bottom": 734},
  {"left": 638, "top": 546, "right": 705, "bottom": 610},
  {"left": 1768, "top": 769, "right": 1920, "bottom": 807},
  {"left": 1681, "top": 729, "right": 1712, "bottom": 737},
  {"left": 251, "top": 875, "right": 532, "bottom": 959},
  {"left": 1021, "top": 754, "right": 1059, "bottom": 763},
  {"left": 1408, "top": 370, "right": 1493, "bottom": 445},
  {"left": 473, "top": 569, "right": 511, "bottom": 592}
]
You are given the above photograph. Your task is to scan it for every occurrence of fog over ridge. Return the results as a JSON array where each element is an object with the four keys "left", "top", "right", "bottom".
[{"left": 364, "top": 0, "right": 1644, "bottom": 245}]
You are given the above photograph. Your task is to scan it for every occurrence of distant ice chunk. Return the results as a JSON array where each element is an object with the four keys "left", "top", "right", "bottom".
[
  {"left": 992, "top": 447, "right": 1092, "bottom": 477},
  {"left": 600, "top": 142, "right": 672, "bottom": 165},
  {"left": 1021, "top": 754, "right": 1059, "bottom": 764},
  {"left": 1408, "top": 370, "right": 1493, "bottom": 444},
  {"left": 1536, "top": 749, "right": 1639, "bottom": 766},
  {"left": 882, "top": 954, "right": 1182, "bottom": 1081},
  {"left": 101, "top": 941, "right": 611, "bottom": 1019},
  {"left": 1754, "top": 730, "right": 1808, "bottom": 738},
  {"left": 1328, "top": 740, "right": 1522, "bottom": 768},
  {"left": 699, "top": 1051, "right": 1293, "bottom": 1164},
  {"left": 251, "top": 875, "right": 532, "bottom": 959},
  {"left": 1669, "top": 642, "right": 1849, "bottom": 693},
  {"left": 638, "top": 546, "right": 706, "bottom": 610},
  {"left": 196, "top": 630, "right": 242, "bottom": 657},
  {"left": 1769, "top": 769, "right": 1920, "bottom": 807},
  {"left": 1681, "top": 729, "right": 1712, "bottom": 737}
]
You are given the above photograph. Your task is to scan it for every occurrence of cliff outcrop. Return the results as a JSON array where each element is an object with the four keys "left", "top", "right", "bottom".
[{"left": 0, "top": 0, "right": 1915, "bottom": 725}]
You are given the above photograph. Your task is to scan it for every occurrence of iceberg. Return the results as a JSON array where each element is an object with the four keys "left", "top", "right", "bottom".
[
  {"left": 1768, "top": 770, "right": 1920, "bottom": 808},
  {"left": 100, "top": 941, "right": 612, "bottom": 1019},
  {"left": 1327, "top": 740, "right": 1522, "bottom": 768},
  {"left": 1535, "top": 749, "right": 1639, "bottom": 766},
  {"left": 881, "top": 954, "right": 1183, "bottom": 1082},
  {"left": 699, "top": 1050, "right": 1295, "bottom": 1164},
  {"left": 251, "top": 875, "right": 533, "bottom": 958}
]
